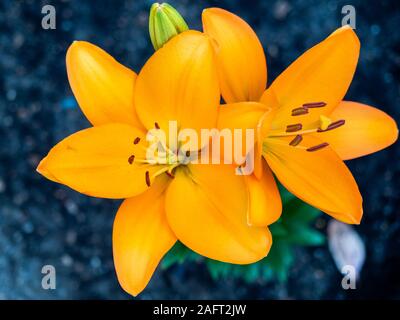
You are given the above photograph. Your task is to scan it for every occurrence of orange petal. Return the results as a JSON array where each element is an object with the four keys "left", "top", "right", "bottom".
[
  {"left": 216, "top": 102, "right": 266, "bottom": 168},
  {"left": 218, "top": 102, "right": 268, "bottom": 132},
  {"left": 264, "top": 135, "right": 363, "bottom": 224},
  {"left": 113, "top": 175, "right": 176, "bottom": 296},
  {"left": 135, "top": 31, "right": 219, "bottom": 138},
  {"left": 261, "top": 26, "right": 360, "bottom": 130},
  {"left": 37, "top": 124, "right": 164, "bottom": 199},
  {"left": 217, "top": 102, "right": 273, "bottom": 178},
  {"left": 202, "top": 8, "right": 267, "bottom": 103},
  {"left": 66, "top": 41, "right": 143, "bottom": 128},
  {"left": 165, "top": 164, "right": 272, "bottom": 264},
  {"left": 246, "top": 160, "right": 282, "bottom": 226},
  {"left": 254, "top": 108, "right": 276, "bottom": 179},
  {"left": 315, "top": 101, "right": 398, "bottom": 160}
]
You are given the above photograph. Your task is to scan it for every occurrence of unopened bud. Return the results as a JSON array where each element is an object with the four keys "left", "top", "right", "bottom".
[{"left": 149, "top": 2, "right": 189, "bottom": 50}]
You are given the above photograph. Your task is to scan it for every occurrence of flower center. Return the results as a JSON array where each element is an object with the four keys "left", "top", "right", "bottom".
[
  {"left": 267, "top": 101, "right": 345, "bottom": 152},
  {"left": 125, "top": 122, "right": 200, "bottom": 187}
]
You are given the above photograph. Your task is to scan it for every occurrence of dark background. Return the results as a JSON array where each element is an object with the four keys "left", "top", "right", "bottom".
[{"left": 0, "top": 0, "right": 399, "bottom": 299}]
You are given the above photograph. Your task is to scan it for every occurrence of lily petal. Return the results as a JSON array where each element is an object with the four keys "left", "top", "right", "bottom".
[
  {"left": 217, "top": 102, "right": 265, "bottom": 166},
  {"left": 316, "top": 101, "right": 398, "bottom": 160},
  {"left": 218, "top": 102, "right": 268, "bottom": 132},
  {"left": 246, "top": 160, "right": 282, "bottom": 226},
  {"left": 261, "top": 26, "right": 360, "bottom": 130},
  {"left": 37, "top": 124, "right": 164, "bottom": 199},
  {"left": 165, "top": 164, "right": 272, "bottom": 264},
  {"left": 264, "top": 135, "right": 363, "bottom": 224},
  {"left": 66, "top": 41, "right": 143, "bottom": 128},
  {"left": 217, "top": 102, "right": 273, "bottom": 178},
  {"left": 202, "top": 8, "right": 267, "bottom": 103},
  {"left": 135, "top": 31, "right": 220, "bottom": 138},
  {"left": 113, "top": 175, "right": 176, "bottom": 296}
]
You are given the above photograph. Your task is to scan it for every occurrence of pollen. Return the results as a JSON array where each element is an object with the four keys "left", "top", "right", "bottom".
[
  {"left": 318, "top": 119, "right": 346, "bottom": 132},
  {"left": 303, "top": 101, "right": 326, "bottom": 108},
  {"left": 289, "top": 134, "right": 303, "bottom": 146},
  {"left": 306, "top": 142, "right": 329, "bottom": 152},
  {"left": 128, "top": 155, "right": 135, "bottom": 164},
  {"left": 291, "top": 107, "right": 309, "bottom": 116},
  {"left": 286, "top": 123, "right": 303, "bottom": 132}
]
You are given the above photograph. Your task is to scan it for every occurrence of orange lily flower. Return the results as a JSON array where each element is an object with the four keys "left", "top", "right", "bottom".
[
  {"left": 37, "top": 31, "right": 272, "bottom": 296},
  {"left": 203, "top": 8, "right": 398, "bottom": 224}
]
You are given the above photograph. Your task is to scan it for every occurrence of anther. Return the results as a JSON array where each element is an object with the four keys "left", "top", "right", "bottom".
[
  {"left": 185, "top": 150, "right": 191, "bottom": 157},
  {"left": 155, "top": 122, "right": 160, "bottom": 129},
  {"left": 166, "top": 171, "right": 175, "bottom": 179},
  {"left": 303, "top": 102, "right": 326, "bottom": 108},
  {"left": 317, "top": 119, "right": 345, "bottom": 132},
  {"left": 286, "top": 123, "right": 303, "bottom": 132},
  {"left": 134, "top": 137, "right": 141, "bottom": 144},
  {"left": 289, "top": 135, "right": 303, "bottom": 146},
  {"left": 306, "top": 142, "right": 329, "bottom": 152},
  {"left": 128, "top": 155, "right": 135, "bottom": 164},
  {"left": 291, "top": 107, "right": 309, "bottom": 116},
  {"left": 145, "top": 171, "right": 151, "bottom": 186}
]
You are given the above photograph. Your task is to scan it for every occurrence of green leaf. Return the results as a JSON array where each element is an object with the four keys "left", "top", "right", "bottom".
[
  {"left": 284, "top": 198, "right": 321, "bottom": 223},
  {"left": 161, "top": 241, "right": 200, "bottom": 269},
  {"left": 270, "top": 222, "right": 288, "bottom": 237},
  {"left": 284, "top": 228, "right": 325, "bottom": 246}
]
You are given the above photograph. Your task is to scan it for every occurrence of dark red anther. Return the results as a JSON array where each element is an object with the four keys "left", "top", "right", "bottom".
[
  {"left": 128, "top": 155, "right": 135, "bottom": 164},
  {"left": 286, "top": 123, "right": 303, "bottom": 132},
  {"left": 317, "top": 119, "right": 346, "bottom": 132},
  {"left": 303, "top": 102, "right": 327, "bottom": 108},
  {"left": 289, "top": 135, "right": 303, "bottom": 146},
  {"left": 306, "top": 142, "right": 329, "bottom": 152},
  {"left": 145, "top": 171, "right": 151, "bottom": 186},
  {"left": 291, "top": 107, "right": 309, "bottom": 116}
]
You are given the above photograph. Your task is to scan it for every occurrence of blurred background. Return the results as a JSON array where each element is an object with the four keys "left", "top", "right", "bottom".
[{"left": 0, "top": 0, "right": 399, "bottom": 299}]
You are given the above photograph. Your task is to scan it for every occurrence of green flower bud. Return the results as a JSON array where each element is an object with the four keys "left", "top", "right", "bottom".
[{"left": 149, "top": 2, "right": 189, "bottom": 50}]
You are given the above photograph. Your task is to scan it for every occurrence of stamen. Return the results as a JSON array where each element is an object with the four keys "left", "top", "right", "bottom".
[
  {"left": 155, "top": 122, "right": 160, "bottom": 129},
  {"left": 286, "top": 123, "right": 303, "bottom": 132},
  {"left": 185, "top": 150, "right": 191, "bottom": 157},
  {"left": 134, "top": 137, "right": 141, "bottom": 144},
  {"left": 306, "top": 142, "right": 329, "bottom": 152},
  {"left": 289, "top": 135, "right": 303, "bottom": 146},
  {"left": 317, "top": 119, "right": 345, "bottom": 132},
  {"left": 166, "top": 171, "right": 175, "bottom": 179},
  {"left": 145, "top": 171, "right": 151, "bottom": 186},
  {"left": 128, "top": 155, "right": 135, "bottom": 164},
  {"left": 303, "top": 102, "right": 326, "bottom": 108},
  {"left": 291, "top": 107, "right": 309, "bottom": 116}
]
